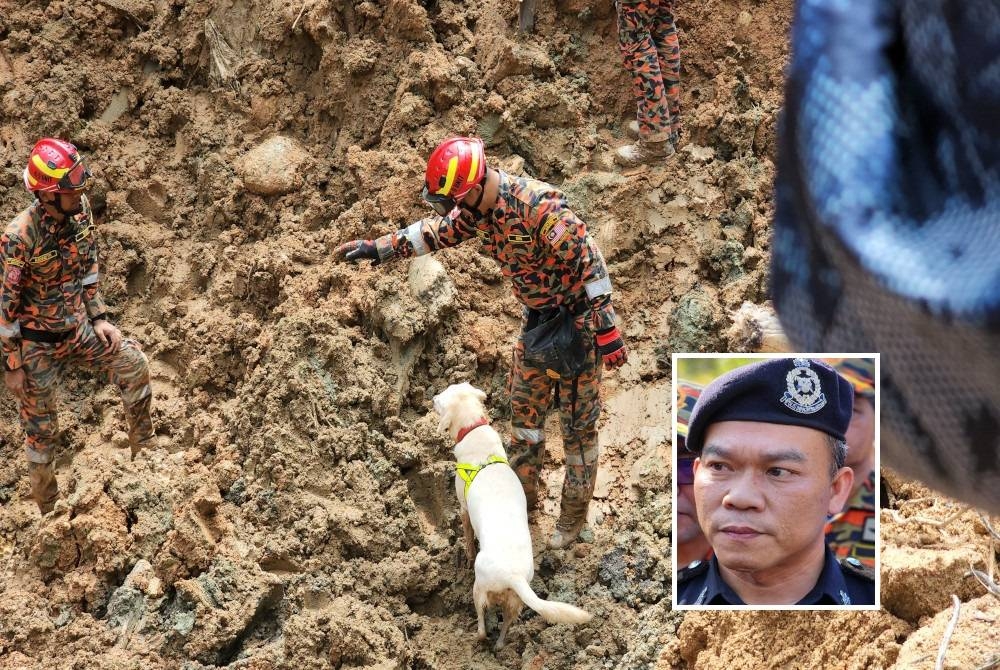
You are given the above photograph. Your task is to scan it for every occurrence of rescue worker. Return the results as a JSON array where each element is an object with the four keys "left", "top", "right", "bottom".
[
  {"left": 614, "top": 0, "right": 682, "bottom": 167},
  {"left": 678, "top": 358, "right": 875, "bottom": 605},
  {"left": 824, "top": 358, "right": 877, "bottom": 568},
  {"left": 335, "top": 137, "right": 627, "bottom": 549},
  {"left": 2, "top": 138, "right": 155, "bottom": 515}
]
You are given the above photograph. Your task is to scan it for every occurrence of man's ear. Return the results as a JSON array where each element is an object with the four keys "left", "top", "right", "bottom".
[{"left": 827, "top": 466, "right": 855, "bottom": 515}]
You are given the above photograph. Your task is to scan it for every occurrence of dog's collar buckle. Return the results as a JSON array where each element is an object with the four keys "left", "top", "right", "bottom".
[
  {"left": 455, "top": 417, "right": 489, "bottom": 444},
  {"left": 456, "top": 455, "right": 508, "bottom": 498}
]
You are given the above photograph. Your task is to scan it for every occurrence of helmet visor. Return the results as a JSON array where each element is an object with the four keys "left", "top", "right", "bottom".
[
  {"left": 422, "top": 185, "right": 456, "bottom": 217},
  {"left": 57, "top": 159, "right": 90, "bottom": 191}
]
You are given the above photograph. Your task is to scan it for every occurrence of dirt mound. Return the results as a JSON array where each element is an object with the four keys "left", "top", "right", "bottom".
[{"left": 1, "top": 1, "right": 997, "bottom": 669}]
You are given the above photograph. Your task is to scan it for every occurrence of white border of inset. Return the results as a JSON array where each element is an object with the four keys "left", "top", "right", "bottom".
[{"left": 670, "top": 352, "right": 881, "bottom": 611}]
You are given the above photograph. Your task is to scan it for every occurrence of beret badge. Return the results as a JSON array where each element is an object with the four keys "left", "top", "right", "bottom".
[{"left": 780, "top": 358, "right": 827, "bottom": 414}]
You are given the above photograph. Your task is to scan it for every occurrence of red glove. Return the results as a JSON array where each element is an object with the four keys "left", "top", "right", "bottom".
[
  {"left": 334, "top": 240, "right": 380, "bottom": 264},
  {"left": 596, "top": 326, "right": 627, "bottom": 370}
]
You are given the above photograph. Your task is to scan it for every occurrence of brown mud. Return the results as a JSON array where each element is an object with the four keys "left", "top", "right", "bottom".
[{"left": 0, "top": 1, "right": 997, "bottom": 668}]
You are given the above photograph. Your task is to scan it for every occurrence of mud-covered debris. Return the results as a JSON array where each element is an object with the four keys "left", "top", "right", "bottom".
[
  {"left": 881, "top": 545, "right": 985, "bottom": 622},
  {"left": 596, "top": 541, "right": 667, "bottom": 608},
  {"left": 170, "top": 557, "right": 284, "bottom": 665},
  {"left": 237, "top": 136, "right": 309, "bottom": 197},
  {"left": 667, "top": 286, "right": 724, "bottom": 353},
  {"left": 726, "top": 300, "right": 790, "bottom": 352}
]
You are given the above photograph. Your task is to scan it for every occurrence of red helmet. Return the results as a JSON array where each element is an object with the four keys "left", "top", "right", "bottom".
[
  {"left": 424, "top": 137, "right": 485, "bottom": 201},
  {"left": 23, "top": 138, "right": 91, "bottom": 194}
]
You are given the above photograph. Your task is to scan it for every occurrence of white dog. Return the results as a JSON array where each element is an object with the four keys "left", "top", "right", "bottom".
[{"left": 432, "top": 382, "right": 592, "bottom": 650}]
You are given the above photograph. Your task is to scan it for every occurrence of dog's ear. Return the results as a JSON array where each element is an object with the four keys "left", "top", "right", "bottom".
[
  {"left": 471, "top": 386, "right": 487, "bottom": 403},
  {"left": 437, "top": 408, "right": 453, "bottom": 436}
]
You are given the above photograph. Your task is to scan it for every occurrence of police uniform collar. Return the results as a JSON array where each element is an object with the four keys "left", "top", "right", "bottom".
[{"left": 683, "top": 548, "right": 862, "bottom": 605}]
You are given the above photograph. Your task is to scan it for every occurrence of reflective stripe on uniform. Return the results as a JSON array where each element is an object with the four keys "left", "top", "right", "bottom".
[
  {"left": 511, "top": 426, "right": 544, "bottom": 444},
  {"left": 403, "top": 221, "right": 429, "bottom": 256},
  {"left": 585, "top": 275, "right": 612, "bottom": 299},
  {"left": 0, "top": 321, "right": 20, "bottom": 338},
  {"left": 565, "top": 446, "right": 599, "bottom": 466},
  {"left": 82, "top": 272, "right": 99, "bottom": 286}
]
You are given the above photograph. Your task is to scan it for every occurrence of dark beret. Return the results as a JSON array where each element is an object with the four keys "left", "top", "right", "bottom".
[{"left": 685, "top": 358, "right": 853, "bottom": 453}]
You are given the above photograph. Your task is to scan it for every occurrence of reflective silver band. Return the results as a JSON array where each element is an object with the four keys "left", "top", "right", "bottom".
[
  {"left": 0, "top": 321, "right": 20, "bottom": 338},
  {"left": 511, "top": 426, "right": 545, "bottom": 444},
  {"left": 585, "top": 275, "right": 612, "bottom": 299},
  {"left": 404, "top": 221, "right": 430, "bottom": 256},
  {"left": 82, "top": 272, "right": 99, "bottom": 286}
]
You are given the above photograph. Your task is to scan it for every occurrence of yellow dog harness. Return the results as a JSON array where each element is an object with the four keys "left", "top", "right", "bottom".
[{"left": 456, "top": 455, "right": 509, "bottom": 498}]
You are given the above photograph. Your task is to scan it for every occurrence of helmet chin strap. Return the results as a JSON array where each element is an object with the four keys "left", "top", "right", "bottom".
[
  {"left": 38, "top": 192, "right": 83, "bottom": 219},
  {"left": 462, "top": 175, "right": 488, "bottom": 213}
]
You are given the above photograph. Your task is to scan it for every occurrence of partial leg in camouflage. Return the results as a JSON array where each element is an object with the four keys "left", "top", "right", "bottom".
[
  {"left": 19, "top": 340, "right": 65, "bottom": 514},
  {"left": 17, "top": 321, "right": 154, "bottom": 514},
  {"left": 508, "top": 339, "right": 552, "bottom": 510},
  {"left": 650, "top": 2, "right": 681, "bottom": 143},
  {"left": 65, "top": 323, "right": 154, "bottom": 459},
  {"left": 615, "top": 0, "right": 682, "bottom": 166},
  {"left": 550, "top": 342, "right": 602, "bottom": 549}
]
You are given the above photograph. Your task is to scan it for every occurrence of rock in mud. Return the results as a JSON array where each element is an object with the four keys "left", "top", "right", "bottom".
[{"left": 237, "top": 136, "right": 309, "bottom": 197}]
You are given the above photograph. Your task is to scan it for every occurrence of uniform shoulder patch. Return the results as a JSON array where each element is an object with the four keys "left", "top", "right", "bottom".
[
  {"left": 839, "top": 557, "right": 875, "bottom": 582},
  {"left": 540, "top": 214, "right": 568, "bottom": 247}
]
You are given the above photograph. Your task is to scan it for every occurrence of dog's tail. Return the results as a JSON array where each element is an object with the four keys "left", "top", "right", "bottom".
[{"left": 509, "top": 574, "right": 593, "bottom": 625}]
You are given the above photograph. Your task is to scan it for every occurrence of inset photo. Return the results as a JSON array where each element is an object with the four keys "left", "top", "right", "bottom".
[{"left": 672, "top": 354, "right": 880, "bottom": 609}]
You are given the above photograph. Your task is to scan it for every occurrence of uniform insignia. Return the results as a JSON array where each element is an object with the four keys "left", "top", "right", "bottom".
[
  {"left": 780, "top": 358, "right": 827, "bottom": 414},
  {"left": 75, "top": 223, "right": 94, "bottom": 242},
  {"left": 508, "top": 233, "right": 532, "bottom": 244},
  {"left": 544, "top": 218, "right": 568, "bottom": 246},
  {"left": 31, "top": 250, "right": 58, "bottom": 265},
  {"left": 6, "top": 266, "right": 21, "bottom": 284}
]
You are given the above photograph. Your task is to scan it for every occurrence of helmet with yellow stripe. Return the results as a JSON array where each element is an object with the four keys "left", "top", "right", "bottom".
[
  {"left": 422, "top": 137, "right": 485, "bottom": 216},
  {"left": 23, "top": 138, "right": 91, "bottom": 194}
]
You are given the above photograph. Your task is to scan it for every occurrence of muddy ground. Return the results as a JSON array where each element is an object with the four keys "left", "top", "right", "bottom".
[{"left": 0, "top": 0, "right": 997, "bottom": 668}]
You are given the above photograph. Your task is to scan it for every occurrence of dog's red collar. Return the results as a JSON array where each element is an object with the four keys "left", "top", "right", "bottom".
[{"left": 456, "top": 417, "right": 489, "bottom": 444}]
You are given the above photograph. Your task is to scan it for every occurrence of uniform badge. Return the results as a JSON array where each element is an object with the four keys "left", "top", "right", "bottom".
[{"left": 780, "top": 358, "right": 827, "bottom": 414}]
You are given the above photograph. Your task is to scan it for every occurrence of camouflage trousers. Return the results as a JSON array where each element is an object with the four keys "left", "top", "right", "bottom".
[
  {"left": 617, "top": 0, "right": 682, "bottom": 144},
  {"left": 508, "top": 312, "right": 602, "bottom": 509},
  {"left": 17, "top": 321, "right": 153, "bottom": 511}
]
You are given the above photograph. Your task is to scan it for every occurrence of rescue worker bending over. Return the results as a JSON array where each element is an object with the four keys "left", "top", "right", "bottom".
[{"left": 336, "top": 137, "right": 627, "bottom": 549}]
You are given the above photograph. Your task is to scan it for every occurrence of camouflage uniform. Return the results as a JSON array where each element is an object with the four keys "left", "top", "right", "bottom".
[
  {"left": 617, "top": 0, "right": 682, "bottom": 144},
  {"left": 373, "top": 171, "right": 617, "bottom": 520},
  {"left": 1, "top": 197, "right": 153, "bottom": 513},
  {"left": 825, "top": 469, "right": 876, "bottom": 568}
]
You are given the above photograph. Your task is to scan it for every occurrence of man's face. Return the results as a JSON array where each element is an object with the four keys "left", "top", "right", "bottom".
[
  {"left": 37, "top": 190, "right": 84, "bottom": 217},
  {"left": 844, "top": 393, "right": 875, "bottom": 470},
  {"left": 693, "top": 421, "right": 851, "bottom": 575},
  {"left": 676, "top": 457, "right": 703, "bottom": 544}
]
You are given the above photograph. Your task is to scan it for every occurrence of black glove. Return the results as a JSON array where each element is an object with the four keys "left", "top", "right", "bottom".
[{"left": 335, "top": 240, "right": 380, "bottom": 264}]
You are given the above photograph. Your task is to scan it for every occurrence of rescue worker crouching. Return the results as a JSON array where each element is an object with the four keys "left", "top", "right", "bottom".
[
  {"left": 335, "top": 137, "right": 627, "bottom": 549},
  {"left": 1, "top": 138, "right": 156, "bottom": 515}
]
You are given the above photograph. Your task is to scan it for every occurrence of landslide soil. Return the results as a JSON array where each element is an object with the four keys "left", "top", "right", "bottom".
[{"left": 0, "top": 1, "right": 997, "bottom": 669}]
